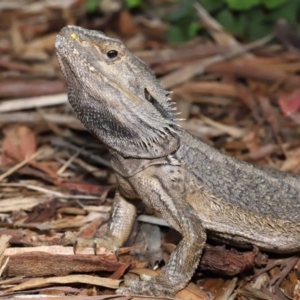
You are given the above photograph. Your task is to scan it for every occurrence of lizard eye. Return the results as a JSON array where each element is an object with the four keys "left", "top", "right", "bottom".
[{"left": 107, "top": 50, "right": 118, "bottom": 58}]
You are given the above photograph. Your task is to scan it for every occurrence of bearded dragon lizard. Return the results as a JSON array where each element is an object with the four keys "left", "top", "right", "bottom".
[{"left": 55, "top": 26, "right": 300, "bottom": 297}]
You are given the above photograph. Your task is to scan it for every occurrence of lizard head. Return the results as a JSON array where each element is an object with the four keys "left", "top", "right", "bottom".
[{"left": 55, "top": 26, "right": 180, "bottom": 159}]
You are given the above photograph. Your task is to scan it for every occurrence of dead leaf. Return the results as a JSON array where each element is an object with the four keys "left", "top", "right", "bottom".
[
  {"left": 1, "top": 125, "right": 36, "bottom": 166},
  {"left": 201, "top": 115, "right": 247, "bottom": 139},
  {"left": 0, "top": 234, "right": 11, "bottom": 276},
  {"left": 176, "top": 282, "right": 210, "bottom": 300},
  {"left": 5, "top": 274, "right": 121, "bottom": 292},
  {"left": 118, "top": 9, "right": 138, "bottom": 36},
  {"left": 278, "top": 89, "right": 300, "bottom": 116}
]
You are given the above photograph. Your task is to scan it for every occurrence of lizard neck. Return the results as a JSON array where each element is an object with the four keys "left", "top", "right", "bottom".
[{"left": 110, "top": 149, "right": 179, "bottom": 177}]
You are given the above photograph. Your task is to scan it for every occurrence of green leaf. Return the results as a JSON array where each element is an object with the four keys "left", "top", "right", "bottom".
[
  {"left": 247, "top": 7, "right": 266, "bottom": 23},
  {"left": 166, "top": 26, "right": 187, "bottom": 44},
  {"left": 262, "top": 0, "right": 287, "bottom": 9},
  {"left": 85, "top": 0, "right": 99, "bottom": 12},
  {"left": 197, "top": 0, "right": 224, "bottom": 12},
  {"left": 246, "top": 20, "right": 272, "bottom": 39},
  {"left": 266, "top": 0, "right": 300, "bottom": 23},
  {"left": 168, "top": 3, "right": 193, "bottom": 21},
  {"left": 188, "top": 22, "right": 200, "bottom": 38},
  {"left": 124, "top": 0, "right": 141, "bottom": 9},
  {"left": 216, "top": 10, "right": 247, "bottom": 36},
  {"left": 225, "top": 0, "right": 260, "bottom": 10}
]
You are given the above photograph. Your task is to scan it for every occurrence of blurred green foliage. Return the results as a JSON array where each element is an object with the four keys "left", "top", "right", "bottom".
[
  {"left": 167, "top": 0, "right": 300, "bottom": 43},
  {"left": 86, "top": 0, "right": 141, "bottom": 12},
  {"left": 86, "top": 0, "right": 98, "bottom": 12},
  {"left": 124, "top": 0, "right": 141, "bottom": 9},
  {"left": 85, "top": 0, "right": 300, "bottom": 43}
]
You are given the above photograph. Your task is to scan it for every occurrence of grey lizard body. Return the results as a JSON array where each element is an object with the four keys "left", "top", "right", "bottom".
[{"left": 55, "top": 26, "right": 300, "bottom": 297}]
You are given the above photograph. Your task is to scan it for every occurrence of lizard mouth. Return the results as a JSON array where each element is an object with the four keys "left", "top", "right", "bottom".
[{"left": 144, "top": 88, "right": 170, "bottom": 119}]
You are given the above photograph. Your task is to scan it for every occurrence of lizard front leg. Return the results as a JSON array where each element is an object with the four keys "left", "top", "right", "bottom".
[
  {"left": 117, "top": 165, "right": 206, "bottom": 297},
  {"left": 73, "top": 192, "right": 136, "bottom": 254}
]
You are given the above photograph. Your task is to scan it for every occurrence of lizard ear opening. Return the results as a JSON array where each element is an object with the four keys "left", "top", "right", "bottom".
[{"left": 144, "top": 88, "right": 170, "bottom": 119}]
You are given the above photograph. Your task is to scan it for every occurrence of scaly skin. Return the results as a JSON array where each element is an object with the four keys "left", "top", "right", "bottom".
[{"left": 55, "top": 26, "right": 300, "bottom": 297}]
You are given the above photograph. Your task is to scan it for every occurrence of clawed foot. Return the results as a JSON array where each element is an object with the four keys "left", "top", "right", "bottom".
[
  {"left": 60, "top": 232, "right": 120, "bottom": 258},
  {"left": 116, "top": 274, "right": 178, "bottom": 297},
  {"left": 60, "top": 232, "right": 184, "bottom": 296}
]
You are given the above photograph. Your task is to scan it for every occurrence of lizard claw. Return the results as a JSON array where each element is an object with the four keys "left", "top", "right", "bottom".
[
  {"left": 93, "top": 240, "right": 98, "bottom": 255},
  {"left": 114, "top": 249, "right": 119, "bottom": 261},
  {"left": 92, "top": 238, "right": 119, "bottom": 259},
  {"left": 60, "top": 232, "right": 120, "bottom": 258},
  {"left": 60, "top": 231, "right": 77, "bottom": 246},
  {"left": 92, "top": 236, "right": 120, "bottom": 256},
  {"left": 74, "top": 239, "right": 78, "bottom": 254}
]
